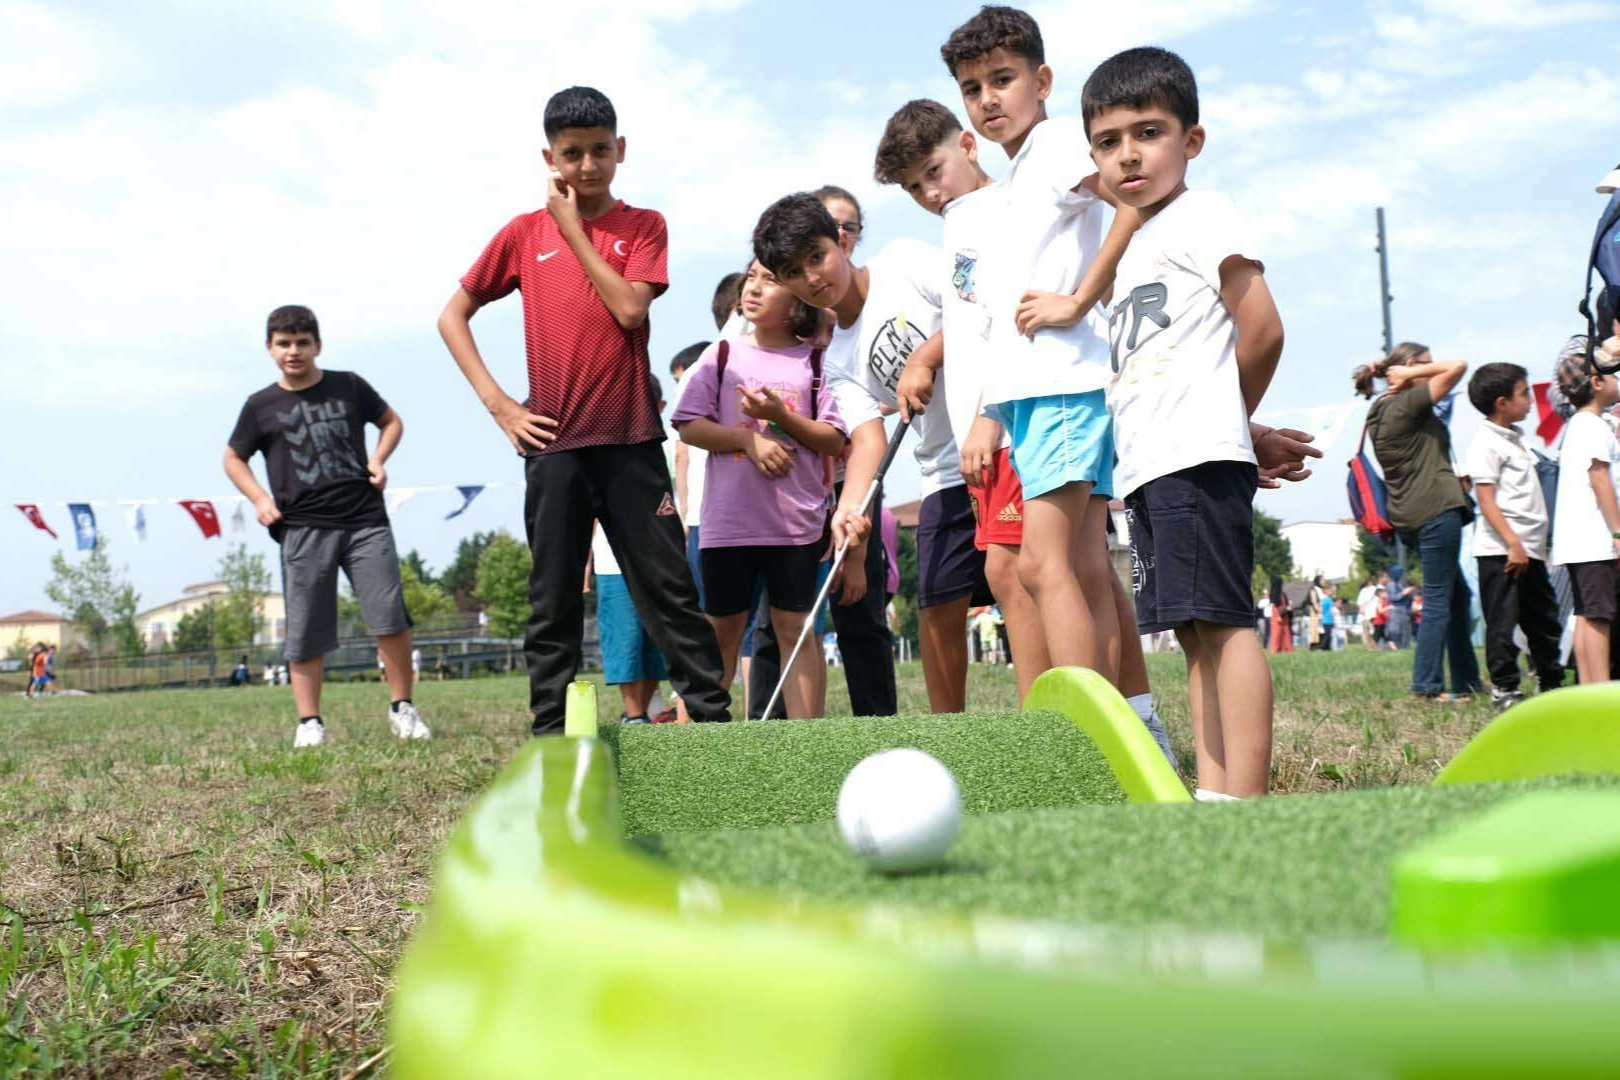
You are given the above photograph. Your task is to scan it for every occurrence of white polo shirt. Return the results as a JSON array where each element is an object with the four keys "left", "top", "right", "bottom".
[{"left": 1461, "top": 420, "right": 1549, "bottom": 560}]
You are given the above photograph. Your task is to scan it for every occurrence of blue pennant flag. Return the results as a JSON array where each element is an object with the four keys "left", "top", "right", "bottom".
[
  {"left": 1433, "top": 392, "right": 1456, "bottom": 424},
  {"left": 445, "top": 485, "right": 486, "bottom": 520},
  {"left": 68, "top": 503, "right": 99, "bottom": 551}
]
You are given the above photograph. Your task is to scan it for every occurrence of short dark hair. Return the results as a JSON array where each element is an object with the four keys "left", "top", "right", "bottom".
[
  {"left": 671, "top": 341, "right": 710, "bottom": 377},
  {"left": 779, "top": 284, "right": 823, "bottom": 340},
  {"left": 543, "top": 86, "right": 616, "bottom": 139},
  {"left": 1467, "top": 362, "right": 1528, "bottom": 417},
  {"left": 874, "top": 100, "right": 963, "bottom": 185},
  {"left": 266, "top": 304, "right": 319, "bottom": 344},
  {"left": 1081, "top": 46, "right": 1199, "bottom": 137},
  {"left": 753, "top": 193, "right": 840, "bottom": 278},
  {"left": 940, "top": 6, "right": 1044, "bottom": 78},
  {"left": 710, "top": 273, "right": 745, "bottom": 331},
  {"left": 650, "top": 374, "right": 663, "bottom": 402}
]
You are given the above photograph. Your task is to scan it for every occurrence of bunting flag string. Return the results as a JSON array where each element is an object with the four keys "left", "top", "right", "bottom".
[{"left": 6, "top": 483, "right": 506, "bottom": 545}]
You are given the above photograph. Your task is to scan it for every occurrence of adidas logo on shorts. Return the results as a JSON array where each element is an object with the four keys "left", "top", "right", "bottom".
[
  {"left": 997, "top": 504, "right": 1022, "bottom": 523},
  {"left": 655, "top": 493, "right": 678, "bottom": 517}
]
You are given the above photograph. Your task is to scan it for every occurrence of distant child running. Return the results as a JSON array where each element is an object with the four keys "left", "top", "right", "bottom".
[
  {"left": 225, "top": 304, "right": 428, "bottom": 748},
  {"left": 672, "top": 260, "right": 848, "bottom": 718},
  {"left": 438, "top": 86, "right": 730, "bottom": 732}
]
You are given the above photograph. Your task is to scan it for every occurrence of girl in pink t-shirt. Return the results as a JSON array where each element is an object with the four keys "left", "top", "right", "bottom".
[{"left": 672, "top": 261, "right": 848, "bottom": 718}]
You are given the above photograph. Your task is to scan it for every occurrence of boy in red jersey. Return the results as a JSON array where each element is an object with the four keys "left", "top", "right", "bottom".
[{"left": 438, "top": 86, "right": 730, "bottom": 733}]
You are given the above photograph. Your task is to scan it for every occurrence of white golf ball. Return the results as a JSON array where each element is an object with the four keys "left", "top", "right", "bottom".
[{"left": 837, "top": 748, "right": 963, "bottom": 873}]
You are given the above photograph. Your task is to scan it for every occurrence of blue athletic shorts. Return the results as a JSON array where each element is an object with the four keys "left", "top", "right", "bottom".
[
  {"left": 597, "top": 573, "right": 668, "bottom": 684},
  {"left": 997, "top": 390, "right": 1115, "bottom": 500}
]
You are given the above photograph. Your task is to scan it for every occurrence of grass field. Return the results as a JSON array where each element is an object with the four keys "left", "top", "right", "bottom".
[{"left": 0, "top": 649, "right": 1511, "bottom": 1076}]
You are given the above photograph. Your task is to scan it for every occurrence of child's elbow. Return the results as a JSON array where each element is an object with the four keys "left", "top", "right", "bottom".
[{"left": 613, "top": 305, "right": 650, "bottom": 332}]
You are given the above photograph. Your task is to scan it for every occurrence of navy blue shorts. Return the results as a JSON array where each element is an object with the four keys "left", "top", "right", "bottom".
[
  {"left": 917, "top": 486, "right": 993, "bottom": 609},
  {"left": 701, "top": 542, "right": 823, "bottom": 617},
  {"left": 1124, "top": 461, "right": 1258, "bottom": 634}
]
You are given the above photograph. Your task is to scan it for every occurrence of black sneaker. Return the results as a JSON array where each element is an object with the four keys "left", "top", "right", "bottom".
[
  {"left": 1490, "top": 688, "right": 1525, "bottom": 712},
  {"left": 621, "top": 714, "right": 651, "bottom": 725}
]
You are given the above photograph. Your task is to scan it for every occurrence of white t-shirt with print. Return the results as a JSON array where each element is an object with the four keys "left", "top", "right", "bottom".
[
  {"left": 940, "top": 184, "right": 1011, "bottom": 454},
  {"left": 980, "top": 116, "right": 1112, "bottom": 408},
  {"left": 1107, "top": 190, "right": 1259, "bottom": 499},
  {"left": 825, "top": 237, "right": 962, "bottom": 496},
  {"left": 1461, "top": 420, "right": 1549, "bottom": 561},
  {"left": 1551, "top": 410, "right": 1620, "bottom": 566},
  {"left": 673, "top": 368, "right": 707, "bottom": 528}
]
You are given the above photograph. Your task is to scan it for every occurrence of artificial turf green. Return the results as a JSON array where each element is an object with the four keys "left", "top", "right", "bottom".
[
  {"left": 642, "top": 777, "right": 1620, "bottom": 941},
  {"left": 600, "top": 710, "right": 1126, "bottom": 839}
]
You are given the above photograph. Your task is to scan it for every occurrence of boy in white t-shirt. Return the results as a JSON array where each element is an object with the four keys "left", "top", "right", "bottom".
[
  {"left": 752, "top": 191, "right": 987, "bottom": 714},
  {"left": 875, "top": 97, "right": 1174, "bottom": 764},
  {"left": 936, "top": 6, "right": 1142, "bottom": 688},
  {"left": 1087, "top": 47, "right": 1285, "bottom": 800},
  {"left": 1550, "top": 337, "right": 1620, "bottom": 685},
  {"left": 1460, "top": 362, "right": 1564, "bottom": 709}
]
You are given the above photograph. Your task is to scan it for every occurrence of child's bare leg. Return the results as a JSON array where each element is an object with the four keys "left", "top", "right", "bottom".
[
  {"left": 707, "top": 614, "right": 748, "bottom": 690},
  {"left": 291, "top": 657, "right": 325, "bottom": 718},
  {"left": 1574, "top": 616, "right": 1611, "bottom": 685},
  {"left": 1113, "top": 571, "right": 1150, "bottom": 698},
  {"left": 1176, "top": 628, "right": 1223, "bottom": 792},
  {"left": 986, "top": 543, "right": 1049, "bottom": 700},
  {"left": 1196, "top": 620, "right": 1273, "bottom": 798},
  {"left": 1074, "top": 496, "right": 1123, "bottom": 684},
  {"left": 919, "top": 595, "right": 971, "bottom": 712},
  {"left": 377, "top": 629, "right": 415, "bottom": 703},
  {"left": 1019, "top": 482, "right": 1101, "bottom": 670},
  {"left": 618, "top": 679, "right": 657, "bottom": 718},
  {"left": 768, "top": 607, "right": 825, "bottom": 718}
]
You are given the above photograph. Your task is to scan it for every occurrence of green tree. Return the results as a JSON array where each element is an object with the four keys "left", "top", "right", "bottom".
[
  {"left": 475, "top": 532, "right": 532, "bottom": 638},
  {"left": 401, "top": 561, "right": 455, "bottom": 624},
  {"left": 402, "top": 549, "right": 435, "bottom": 588},
  {"left": 45, "top": 542, "right": 140, "bottom": 655},
  {"left": 1251, "top": 510, "right": 1295, "bottom": 596},
  {"left": 1352, "top": 525, "right": 1420, "bottom": 583},
  {"left": 214, "top": 544, "right": 271, "bottom": 648},
  {"left": 173, "top": 602, "right": 218, "bottom": 653},
  {"left": 442, "top": 531, "right": 497, "bottom": 610},
  {"left": 894, "top": 527, "right": 918, "bottom": 604}
]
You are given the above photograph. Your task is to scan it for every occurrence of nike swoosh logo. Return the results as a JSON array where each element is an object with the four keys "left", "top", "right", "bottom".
[{"left": 536, "top": 251, "right": 559, "bottom": 262}]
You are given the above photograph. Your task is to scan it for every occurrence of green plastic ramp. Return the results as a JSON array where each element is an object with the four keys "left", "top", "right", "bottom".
[
  {"left": 1436, "top": 683, "right": 1620, "bottom": 785},
  {"left": 1024, "top": 666, "right": 1190, "bottom": 803}
]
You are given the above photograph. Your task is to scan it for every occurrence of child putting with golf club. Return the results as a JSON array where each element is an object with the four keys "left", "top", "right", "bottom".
[{"left": 672, "top": 260, "right": 850, "bottom": 719}]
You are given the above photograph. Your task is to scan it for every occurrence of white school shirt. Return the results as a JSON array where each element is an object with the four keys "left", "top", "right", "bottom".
[
  {"left": 825, "top": 238, "right": 962, "bottom": 496},
  {"left": 591, "top": 522, "right": 621, "bottom": 576},
  {"left": 1551, "top": 410, "right": 1620, "bottom": 566},
  {"left": 1461, "top": 420, "right": 1549, "bottom": 560},
  {"left": 1107, "top": 190, "right": 1259, "bottom": 499},
  {"left": 940, "top": 184, "right": 1012, "bottom": 454},
  {"left": 979, "top": 116, "right": 1112, "bottom": 408},
  {"left": 673, "top": 368, "right": 707, "bottom": 528}
]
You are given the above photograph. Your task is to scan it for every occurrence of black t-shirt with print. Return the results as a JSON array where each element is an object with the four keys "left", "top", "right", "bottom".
[{"left": 228, "top": 370, "right": 390, "bottom": 535}]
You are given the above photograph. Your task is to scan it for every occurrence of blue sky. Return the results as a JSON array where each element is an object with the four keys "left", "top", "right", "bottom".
[{"left": 2, "top": 0, "right": 1615, "bottom": 617}]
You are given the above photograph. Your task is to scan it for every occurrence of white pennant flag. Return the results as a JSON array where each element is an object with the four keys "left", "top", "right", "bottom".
[
  {"left": 120, "top": 500, "right": 152, "bottom": 544},
  {"left": 229, "top": 498, "right": 248, "bottom": 534},
  {"left": 387, "top": 487, "right": 418, "bottom": 514}
]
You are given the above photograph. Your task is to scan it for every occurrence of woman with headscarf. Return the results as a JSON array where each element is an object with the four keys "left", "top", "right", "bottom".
[{"left": 1353, "top": 344, "right": 1482, "bottom": 701}]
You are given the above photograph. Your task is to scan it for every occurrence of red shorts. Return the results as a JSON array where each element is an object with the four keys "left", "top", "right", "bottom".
[{"left": 965, "top": 448, "right": 1025, "bottom": 551}]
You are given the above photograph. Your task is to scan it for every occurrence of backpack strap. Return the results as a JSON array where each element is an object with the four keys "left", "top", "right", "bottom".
[{"left": 809, "top": 347, "right": 824, "bottom": 422}]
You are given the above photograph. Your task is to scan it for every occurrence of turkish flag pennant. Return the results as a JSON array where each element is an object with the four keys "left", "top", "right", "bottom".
[
  {"left": 178, "top": 499, "right": 222, "bottom": 539},
  {"left": 15, "top": 503, "right": 58, "bottom": 539},
  {"left": 1532, "top": 382, "right": 1565, "bottom": 446}
]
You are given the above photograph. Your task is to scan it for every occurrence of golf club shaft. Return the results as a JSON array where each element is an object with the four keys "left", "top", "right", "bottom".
[{"left": 761, "top": 418, "right": 911, "bottom": 721}]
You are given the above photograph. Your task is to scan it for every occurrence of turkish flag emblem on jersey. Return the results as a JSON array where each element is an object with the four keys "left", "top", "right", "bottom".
[{"left": 178, "top": 499, "right": 222, "bottom": 539}]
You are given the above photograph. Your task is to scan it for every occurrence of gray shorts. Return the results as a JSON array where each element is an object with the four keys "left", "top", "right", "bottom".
[{"left": 281, "top": 525, "right": 411, "bottom": 662}]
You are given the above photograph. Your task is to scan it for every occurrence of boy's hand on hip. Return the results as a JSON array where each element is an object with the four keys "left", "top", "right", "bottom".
[
  {"left": 253, "top": 496, "right": 283, "bottom": 528},
  {"left": 546, "top": 176, "right": 581, "bottom": 232},
  {"left": 745, "top": 432, "right": 795, "bottom": 477},
  {"left": 1014, "top": 291, "right": 1083, "bottom": 339},
  {"left": 367, "top": 460, "right": 388, "bottom": 491},
  {"left": 895, "top": 359, "right": 935, "bottom": 421},
  {"left": 492, "top": 395, "right": 559, "bottom": 455}
]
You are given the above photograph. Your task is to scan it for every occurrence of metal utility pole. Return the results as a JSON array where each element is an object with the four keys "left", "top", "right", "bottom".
[{"left": 1375, "top": 207, "right": 1394, "bottom": 355}]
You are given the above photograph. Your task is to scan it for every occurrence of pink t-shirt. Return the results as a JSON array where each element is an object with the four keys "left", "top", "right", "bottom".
[{"left": 671, "top": 339, "right": 844, "bottom": 548}]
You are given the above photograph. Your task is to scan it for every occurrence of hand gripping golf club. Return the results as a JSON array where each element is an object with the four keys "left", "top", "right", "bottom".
[{"left": 761, "top": 417, "right": 912, "bottom": 721}]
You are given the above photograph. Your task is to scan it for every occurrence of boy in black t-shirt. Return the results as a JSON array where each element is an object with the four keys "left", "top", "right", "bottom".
[{"left": 225, "top": 305, "right": 428, "bottom": 749}]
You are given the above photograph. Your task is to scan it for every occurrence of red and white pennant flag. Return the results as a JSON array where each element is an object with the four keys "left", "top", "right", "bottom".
[
  {"left": 14, "top": 503, "right": 58, "bottom": 539},
  {"left": 177, "top": 499, "right": 222, "bottom": 539}
]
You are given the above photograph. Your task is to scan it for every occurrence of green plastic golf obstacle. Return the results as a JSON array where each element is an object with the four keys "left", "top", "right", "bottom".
[
  {"left": 1434, "top": 682, "right": 1620, "bottom": 786},
  {"left": 391, "top": 670, "right": 1620, "bottom": 1077}
]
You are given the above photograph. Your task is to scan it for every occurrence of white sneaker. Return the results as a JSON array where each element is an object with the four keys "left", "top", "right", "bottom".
[
  {"left": 390, "top": 700, "right": 431, "bottom": 741},
  {"left": 293, "top": 718, "right": 326, "bottom": 748}
]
